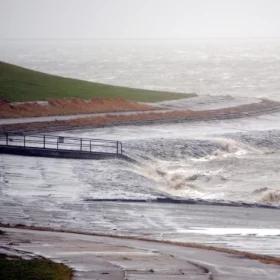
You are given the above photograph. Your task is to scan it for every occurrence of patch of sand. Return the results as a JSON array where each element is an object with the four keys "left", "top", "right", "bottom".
[
  {"left": 0, "top": 97, "right": 153, "bottom": 118},
  {"left": 1, "top": 99, "right": 280, "bottom": 133}
]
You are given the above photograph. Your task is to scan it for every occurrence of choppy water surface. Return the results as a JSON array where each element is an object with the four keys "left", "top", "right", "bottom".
[
  {"left": 1, "top": 113, "right": 280, "bottom": 255},
  {"left": 2, "top": 113, "right": 280, "bottom": 205},
  {"left": 0, "top": 39, "right": 280, "bottom": 256},
  {"left": 59, "top": 113, "right": 280, "bottom": 206},
  {"left": 1, "top": 39, "right": 280, "bottom": 100}
]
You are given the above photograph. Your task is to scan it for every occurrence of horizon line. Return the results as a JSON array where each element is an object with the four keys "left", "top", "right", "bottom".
[{"left": 1, "top": 36, "right": 280, "bottom": 41}]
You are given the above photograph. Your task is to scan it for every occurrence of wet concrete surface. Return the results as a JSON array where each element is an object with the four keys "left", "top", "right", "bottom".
[{"left": 1, "top": 227, "right": 280, "bottom": 280}]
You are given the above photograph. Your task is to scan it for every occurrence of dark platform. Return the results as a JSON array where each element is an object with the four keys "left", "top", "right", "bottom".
[
  {"left": 0, "top": 145, "right": 126, "bottom": 160},
  {"left": 0, "top": 133, "right": 131, "bottom": 161}
]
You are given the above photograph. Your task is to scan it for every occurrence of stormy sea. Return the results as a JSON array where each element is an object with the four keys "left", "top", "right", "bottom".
[{"left": 0, "top": 39, "right": 280, "bottom": 256}]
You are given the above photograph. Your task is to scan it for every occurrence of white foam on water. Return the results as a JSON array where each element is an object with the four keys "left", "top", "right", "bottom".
[
  {"left": 2, "top": 39, "right": 280, "bottom": 257},
  {"left": 179, "top": 227, "right": 280, "bottom": 237}
]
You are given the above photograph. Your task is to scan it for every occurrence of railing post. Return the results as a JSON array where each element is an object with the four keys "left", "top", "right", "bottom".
[
  {"left": 116, "top": 141, "right": 119, "bottom": 155},
  {"left": 80, "top": 139, "right": 82, "bottom": 151},
  {"left": 90, "top": 140, "right": 92, "bottom": 152},
  {"left": 6, "top": 133, "right": 8, "bottom": 145},
  {"left": 43, "top": 135, "right": 46, "bottom": 149},
  {"left": 57, "top": 137, "right": 59, "bottom": 150},
  {"left": 23, "top": 135, "right": 26, "bottom": 147}
]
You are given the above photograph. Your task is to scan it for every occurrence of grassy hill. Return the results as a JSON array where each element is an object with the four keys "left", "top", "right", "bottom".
[{"left": 0, "top": 61, "right": 195, "bottom": 102}]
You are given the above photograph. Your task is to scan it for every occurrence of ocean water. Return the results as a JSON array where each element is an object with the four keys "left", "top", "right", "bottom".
[
  {"left": 1, "top": 39, "right": 280, "bottom": 206},
  {"left": 1, "top": 39, "right": 280, "bottom": 100},
  {"left": 3, "top": 115, "right": 280, "bottom": 206},
  {"left": 1, "top": 39, "right": 280, "bottom": 255}
]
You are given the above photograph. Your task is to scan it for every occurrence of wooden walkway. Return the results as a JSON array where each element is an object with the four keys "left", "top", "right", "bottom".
[{"left": 0, "top": 133, "right": 127, "bottom": 160}]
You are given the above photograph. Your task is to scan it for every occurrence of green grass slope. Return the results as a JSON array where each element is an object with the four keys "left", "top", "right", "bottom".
[
  {"left": 0, "top": 254, "right": 72, "bottom": 280},
  {"left": 0, "top": 61, "right": 195, "bottom": 102}
]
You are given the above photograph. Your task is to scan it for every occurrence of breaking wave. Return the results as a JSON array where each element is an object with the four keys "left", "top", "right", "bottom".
[
  {"left": 127, "top": 137, "right": 250, "bottom": 162},
  {"left": 255, "top": 189, "right": 280, "bottom": 206},
  {"left": 226, "top": 130, "right": 280, "bottom": 151},
  {"left": 127, "top": 134, "right": 280, "bottom": 207}
]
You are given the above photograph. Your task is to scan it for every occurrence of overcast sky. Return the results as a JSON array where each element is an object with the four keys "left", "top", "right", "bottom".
[{"left": 1, "top": 0, "right": 280, "bottom": 39}]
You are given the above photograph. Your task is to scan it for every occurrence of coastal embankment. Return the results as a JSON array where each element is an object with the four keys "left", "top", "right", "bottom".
[{"left": 1, "top": 98, "right": 280, "bottom": 133}]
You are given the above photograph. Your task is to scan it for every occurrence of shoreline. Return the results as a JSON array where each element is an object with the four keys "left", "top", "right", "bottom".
[
  {"left": 1, "top": 99, "right": 280, "bottom": 134},
  {"left": 1, "top": 224, "right": 280, "bottom": 280},
  {"left": 1, "top": 96, "right": 280, "bottom": 278},
  {"left": 83, "top": 197, "right": 280, "bottom": 210},
  {"left": 1, "top": 223, "right": 280, "bottom": 265}
]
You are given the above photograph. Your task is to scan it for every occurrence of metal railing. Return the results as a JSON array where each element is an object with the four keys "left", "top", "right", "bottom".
[{"left": 0, "top": 133, "right": 123, "bottom": 155}]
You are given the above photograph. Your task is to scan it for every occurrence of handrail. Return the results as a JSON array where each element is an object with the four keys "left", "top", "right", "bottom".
[
  {"left": 0, "top": 133, "right": 117, "bottom": 143},
  {"left": 0, "top": 133, "right": 123, "bottom": 156}
]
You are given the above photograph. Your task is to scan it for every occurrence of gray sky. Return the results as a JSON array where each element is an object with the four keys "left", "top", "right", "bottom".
[{"left": 1, "top": 0, "right": 280, "bottom": 39}]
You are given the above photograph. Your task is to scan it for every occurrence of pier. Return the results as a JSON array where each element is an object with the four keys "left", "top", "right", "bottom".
[{"left": 0, "top": 133, "right": 126, "bottom": 160}]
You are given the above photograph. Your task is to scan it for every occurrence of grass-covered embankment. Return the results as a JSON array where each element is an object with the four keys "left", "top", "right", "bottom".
[
  {"left": 0, "top": 61, "right": 195, "bottom": 102},
  {"left": 0, "top": 254, "right": 72, "bottom": 280}
]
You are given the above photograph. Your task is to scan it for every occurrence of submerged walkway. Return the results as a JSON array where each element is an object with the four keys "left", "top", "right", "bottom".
[{"left": 0, "top": 133, "right": 127, "bottom": 160}]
